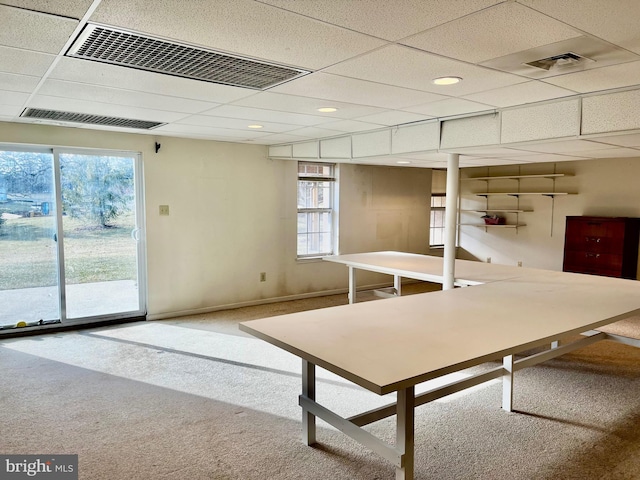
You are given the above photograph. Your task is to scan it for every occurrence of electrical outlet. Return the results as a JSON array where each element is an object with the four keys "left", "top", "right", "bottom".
[
  {"left": 517, "top": 261, "right": 523, "bottom": 267},
  {"left": 159, "top": 205, "right": 170, "bottom": 216},
  {"left": 260, "top": 272, "right": 266, "bottom": 282},
  {"left": 486, "top": 257, "right": 491, "bottom": 263}
]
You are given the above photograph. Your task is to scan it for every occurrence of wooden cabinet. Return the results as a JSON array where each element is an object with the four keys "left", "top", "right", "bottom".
[{"left": 563, "top": 216, "right": 640, "bottom": 279}]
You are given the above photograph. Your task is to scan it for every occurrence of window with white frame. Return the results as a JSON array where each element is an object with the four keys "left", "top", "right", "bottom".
[
  {"left": 430, "top": 194, "right": 446, "bottom": 247},
  {"left": 297, "top": 162, "right": 336, "bottom": 258}
]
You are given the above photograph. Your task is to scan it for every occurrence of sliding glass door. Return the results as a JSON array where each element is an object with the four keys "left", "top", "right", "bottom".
[
  {"left": 0, "top": 150, "right": 59, "bottom": 328},
  {"left": 0, "top": 148, "right": 146, "bottom": 333}
]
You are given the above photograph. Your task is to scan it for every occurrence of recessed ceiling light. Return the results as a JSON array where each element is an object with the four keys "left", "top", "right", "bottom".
[
  {"left": 397, "top": 160, "right": 412, "bottom": 165},
  {"left": 247, "top": 124, "right": 263, "bottom": 129},
  {"left": 432, "top": 76, "right": 462, "bottom": 86},
  {"left": 317, "top": 107, "right": 338, "bottom": 113}
]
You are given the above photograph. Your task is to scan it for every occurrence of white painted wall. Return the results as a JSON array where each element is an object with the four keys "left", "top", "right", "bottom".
[
  {"left": 458, "top": 157, "right": 640, "bottom": 279},
  {"left": 0, "top": 122, "right": 432, "bottom": 318}
]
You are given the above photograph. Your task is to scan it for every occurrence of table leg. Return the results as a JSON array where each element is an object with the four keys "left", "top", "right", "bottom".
[
  {"left": 348, "top": 266, "right": 356, "bottom": 304},
  {"left": 396, "top": 386, "right": 415, "bottom": 480},
  {"left": 394, "top": 275, "right": 402, "bottom": 297},
  {"left": 502, "top": 354, "right": 514, "bottom": 412},
  {"left": 302, "top": 359, "right": 316, "bottom": 445}
]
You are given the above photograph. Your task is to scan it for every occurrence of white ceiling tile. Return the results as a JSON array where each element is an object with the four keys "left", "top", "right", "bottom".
[
  {"left": 154, "top": 123, "right": 270, "bottom": 139},
  {"left": 506, "top": 139, "right": 613, "bottom": 154},
  {"left": 354, "top": 110, "right": 434, "bottom": 126},
  {"left": 0, "top": 105, "right": 23, "bottom": 116},
  {"left": 90, "top": 0, "right": 386, "bottom": 70},
  {"left": 0, "top": 90, "right": 29, "bottom": 106},
  {"left": 317, "top": 119, "right": 387, "bottom": 133},
  {"left": 257, "top": 133, "right": 316, "bottom": 144},
  {"left": 544, "top": 61, "right": 640, "bottom": 93},
  {"left": 28, "top": 95, "right": 188, "bottom": 122},
  {"left": 284, "top": 126, "right": 345, "bottom": 139},
  {"left": 0, "top": 5, "right": 78, "bottom": 54},
  {"left": 520, "top": 0, "right": 640, "bottom": 55},
  {"left": 232, "top": 92, "right": 384, "bottom": 119},
  {"left": 325, "top": 45, "right": 524, "bottom": 96},
  {"left": 571, "top": 147, "right": 640, "bottom": 159},
  {"left": 38, "top": 79, "right": 220, "bottom": 114},
  {"left": 176, "top": 114, "right": 299, "bottom": 133},
  {"left": 402, "top": 3, "right": 581, "bottom": 64},
  {"left": 463, "top": 81, "right": 577, "bottom": 108},
  {"left": 271, "top": 73, "right": 447, "bottom": 109},
  {"left": 256, "top": 0, "right": 502, "bottom": 41},
  {"left": 49, "top": 58, "right": 256, "bottom": 104},
  {"left": 585, "top": 133, "right": 640, "bottom": 148},
  {"left": 0, "top": 46, "right": 55, "bottom": 76},
  {"left": 404, "top": 98, "right": 494, "bottom": 118},
  {"left": 1, "top": 0, "right": 94, "bottom": 18},
  {"left": 200, "top": 105, "right": 333, "bottom": 126},
  {"left": 0, "top": 72, "right": 40, "bottom": 93}
]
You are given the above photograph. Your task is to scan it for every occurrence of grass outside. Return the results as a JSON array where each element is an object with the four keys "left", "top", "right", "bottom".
[{"left": 0, "top": 213, "right": 137, "bottom": 290}]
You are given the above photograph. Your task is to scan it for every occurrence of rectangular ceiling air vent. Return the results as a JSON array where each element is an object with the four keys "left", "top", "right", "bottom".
[
  {"left": 21, "top": 108, "right": 165, "bottom": 129},
  {"left": 525, "top": 52, "right": 592, "bottom": 71},
  {"left": 66, "top": 24, "right": 310, "bottom": 90}
]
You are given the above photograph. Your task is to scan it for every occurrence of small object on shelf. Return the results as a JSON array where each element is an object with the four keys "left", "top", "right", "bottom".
[{"left": 482, "top": 214, "right": 505, "bottom": 225}]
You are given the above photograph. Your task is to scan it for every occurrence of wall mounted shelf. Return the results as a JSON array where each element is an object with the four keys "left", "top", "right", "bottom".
[
  {"left": 461, "top": 209, "right": 532, "bottom": 213},
  {"left": 475, "top": 192, "right": 572, "bottom": 197},
  {"left": 460, "top": 224, "right": 526, "bottom": 229},
  {"left": 463, "top": 173, "right": 571, "bottom": 181}
]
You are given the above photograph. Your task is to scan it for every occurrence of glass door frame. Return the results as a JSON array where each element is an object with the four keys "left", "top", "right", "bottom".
[{"left": 53, "top": 147, "right": 147, "bottom": 326}]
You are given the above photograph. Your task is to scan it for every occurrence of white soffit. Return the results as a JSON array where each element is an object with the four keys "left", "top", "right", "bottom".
[
  {"left": 391, "top": 122, "right": 440, "bottom": 154},
  {"left": 291, "top": 141, "right": 318, "bottom": 158},
  {"left": 0, "top": 5, "right": 78, "bottom": 54},
  {"left": 582, "top": 90, "right": 640, "bottom": 135},
  {"left": 402, "top": 2, "right": 581, "bottom": 64},
  {"left": 89, "top": 0, "right": 386, "bottom": 70},
  {"left": 501, "top": 99, "right": 580, "bottom": 144},
  {"left": 324, "top": 45, "right": 524, "bottom": 96},
  {"left": 352, "top": 130, "right": 391, "bottom": 158},
  {"left": 440, "top": 114, "right": 500, "bottom": 149},
  {"left": 257, "top": 0, "right": 502, "bottom": 41},
  {"left": 268, "top": 144, "right": 292, "bottom": 158},
  {"left": 320, "top": 136, "right": 351, "bottom": 159}
]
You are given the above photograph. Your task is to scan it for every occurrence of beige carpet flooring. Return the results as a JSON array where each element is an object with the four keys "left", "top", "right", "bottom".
[{"left": 1, "top": 283, "right": 640, "bottom": 479}]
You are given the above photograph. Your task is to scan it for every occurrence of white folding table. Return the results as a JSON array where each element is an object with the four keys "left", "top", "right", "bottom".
[
  {"left": 240, "top": 264, "right": 640, "bottom": 480},
  {"left": 323, "top": 251, "right": 542, "bottom": 303}
]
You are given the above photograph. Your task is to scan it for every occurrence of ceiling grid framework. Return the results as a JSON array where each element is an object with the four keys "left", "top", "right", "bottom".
[{"left": 0, "top": 0, "right": 639, "bottom": 167}]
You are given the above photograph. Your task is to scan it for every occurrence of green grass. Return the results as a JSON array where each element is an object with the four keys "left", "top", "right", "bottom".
[{"left": 0, "top": 214, "right": 137, "bottom": 290}]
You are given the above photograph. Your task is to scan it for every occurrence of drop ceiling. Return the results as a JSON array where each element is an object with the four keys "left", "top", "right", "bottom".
[{"left": 1, "top": 0, "right": 640, "bottom": 168}]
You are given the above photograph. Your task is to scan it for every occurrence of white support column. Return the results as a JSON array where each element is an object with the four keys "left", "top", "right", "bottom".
[
  {"left": 348, "top": 266, "right": 356, "bottom": 304},
  {"left": 396, "top": 386, "right": 415, "bottom": 480},
  {"left": 302, "top": 360, "right": 317, "bottom": 445},
  {"left": 443, "top": 153, "right": 460, "bottom": 291},
  {"left": 502, "top": 354, "right": 514, "bottom": 412},
  {"left": 394, "top": 275, "right": 402, "bottom": 296}
]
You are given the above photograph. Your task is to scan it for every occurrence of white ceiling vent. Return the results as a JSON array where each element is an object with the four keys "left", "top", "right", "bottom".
[
  {"left": 525, "top": 52, "right": 593, "bottom": 71},
  {"left": 66, "top": 24, "right": 310, "bottom": 90},
  {"left": 21, "top": 108, "right": 165, "bottom": 129},
  {"left": 481, "top": 35, "right": 640, "bottom": 79}
]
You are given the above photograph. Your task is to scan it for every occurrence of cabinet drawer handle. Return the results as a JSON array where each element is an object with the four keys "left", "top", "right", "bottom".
[
  {"left": 585, "top": 236, "right": 601, "bottom": 243},
  {"left": 585, "top": 253, "right": 600, "bottom": 258}
]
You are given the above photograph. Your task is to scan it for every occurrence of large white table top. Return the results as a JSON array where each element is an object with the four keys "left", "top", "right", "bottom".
[
  {"left": 323, "top": 251, "right": 544, "bottom": 285},
  {"left": 240, "top": 269, "right": 640, "bottom": 395}
]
